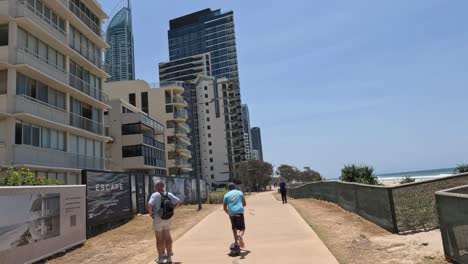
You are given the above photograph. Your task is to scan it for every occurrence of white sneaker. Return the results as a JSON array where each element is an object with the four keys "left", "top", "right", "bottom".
[
  {"left": 156, "top": 256, "right": 165, "bottom": 264},
  {"left": 166, "top": 256, "right": 173, "bottom": 263}
]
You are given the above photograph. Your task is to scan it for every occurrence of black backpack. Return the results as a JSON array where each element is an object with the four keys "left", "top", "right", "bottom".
[{"left": 158, "top": 192, "right": 174, "bottom": 220}]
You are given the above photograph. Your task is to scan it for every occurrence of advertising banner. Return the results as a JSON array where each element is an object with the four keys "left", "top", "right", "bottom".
[
  {"left": 83, "top": 171, "right": 132, "bottom": 227},
  {"left": 0, "top": 186, "right": 86, "bottom": 264},
  {"left": 148, "top": 176, "right": 206, "bottom": 204}
]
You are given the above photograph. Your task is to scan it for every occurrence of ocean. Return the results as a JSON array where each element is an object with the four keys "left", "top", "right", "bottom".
[{"left": 376, "top": 168, "right": 455, "bottom": 183}]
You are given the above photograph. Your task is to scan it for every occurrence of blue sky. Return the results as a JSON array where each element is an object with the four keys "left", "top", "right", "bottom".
[{"left": 99, "top": 0, "right": 468, "bottom": 178}]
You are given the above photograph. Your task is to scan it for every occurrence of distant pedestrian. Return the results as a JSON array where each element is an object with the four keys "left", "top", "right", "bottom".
[
  {"left": 279, "top": 179, "right": 287, "bottom": 204},
  {"left": 148, "top": 181, "right": 181, "bottom": 264},
  {"left": 223, "top": 183, "right": 247, "bottom": 249}
]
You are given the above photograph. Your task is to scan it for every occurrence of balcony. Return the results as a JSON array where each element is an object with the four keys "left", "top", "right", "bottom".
[
  {"left": 174, "top": 109, "right": 188, "bottom": 120},
  {"left": 15, "top": 95, "right": 68, "bottom": 124},
  {"left": 17, "top": 48, "right": 68, "bottom": 84},
  {"left": 178, "top": 136, "right": 191, "bottom": 146},
  {"left": 166, "top": 95, "right": 188, "bottom": 107},
  {"left": 175, "top": 158, "right": 191, "bottom": 167},
  {"left": 13, "top": 144, "right": 105, "bottom": 170},
  {"left": 122, "top": 112, "right": 164, "bottom": 134},
  {"left": 69, "top": 73, "right": 109, "bottom": 103},
  {"left": 68, "top": 37, "right": 106, "bottom": 71},
  {"left": 143, "top": 136, "right": 165, "bottom": 150},
  {"left": 15, "top": 1, "right": 67, "bottom": 44},
  {"left": 122, "top": 145, "right": 166, "bottom": 169},
  {"left": 177, "top": 123, "right": 190, "bottom": 133},
  {"left": 69, "top": 112, "right": 103, "bottom": 135},
  {"left": 175, "top": 128, "right": 188, "bottom": 136},
  {"left": 61, "top": 0, "right": 105, "bottom": 40}
]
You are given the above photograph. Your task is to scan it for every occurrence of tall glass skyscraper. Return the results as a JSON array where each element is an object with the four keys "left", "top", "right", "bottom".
[
  {"left": 105, "top": 0, "right": 135, "bottom": 82},
  {"left": 168, "top": 9, "right": 239, "bottom": 81}
]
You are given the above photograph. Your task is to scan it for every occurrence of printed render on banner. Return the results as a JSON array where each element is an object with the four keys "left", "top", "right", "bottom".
[
  {"left": 85, "top": 172, "right": 132, "bottom": 226},
  {"left": 0, "top": 194, "right": 60, "bottom": 252},
  {"left": 0, "top": 186, "right": 86, "bottom": 264},
  {"left": 150, "top": 176, "right": 207, "bottom": 203}
]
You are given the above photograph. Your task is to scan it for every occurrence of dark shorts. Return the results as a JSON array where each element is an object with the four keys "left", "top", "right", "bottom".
[{"left": 229, "top": 214, "right": 245, "bottom": 230}]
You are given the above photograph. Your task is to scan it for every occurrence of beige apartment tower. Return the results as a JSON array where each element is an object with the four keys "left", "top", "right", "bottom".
[
  {"left": 193, "top": 75, "right": 245, "bottom": 185},
  {"left": 104, "top": 80, "right": 192, "bottom": 177},
  {"left": 0, "top": 0, "right": 110, "bottom": 184}
]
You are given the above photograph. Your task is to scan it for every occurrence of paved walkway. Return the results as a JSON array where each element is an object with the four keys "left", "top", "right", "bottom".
[{"left": 165, "top": 191, "right": 338, "bottom": 264}]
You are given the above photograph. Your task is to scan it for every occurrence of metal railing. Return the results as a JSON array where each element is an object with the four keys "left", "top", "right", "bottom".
[
  {"left": 69, "top": 112, "right": 103, "bottom": 135},
  {"left": 179, "top": 137, "right": 191, "bottom": 145},
  {"left": 176, "top": 159, "right": 191, "bottom": 166},
  {"left": 17, "top": 48, "right": 68, "bottom": 84},
  {"left": 140, "top": 114, "right": 164, "bottom": 133},
  {"left": 175, "top": 128, "right": 188, "bottom": 135},
  {"left": 178, "top": 123, "right": 190, "bottom": 133},
  {"left": 16, "top": 1, "right": 67, "bottom": 44},
  {"left": 13, "top": 144, "right": 105, "bottom": 170},
  {"left": 15, "top": 95, "right": 68, "bottom": 124},
  {"left": 150, "top": 81, "right": 185, "bottom": 88},
  {"left": 68, "top": 73, "right": 109, "bottom": 103},
  {"left": 68, "top": 37, "right": 106, "bottom": 70},
  {"left": 62, "top": 0, "right": 105, "bottom": 40}
]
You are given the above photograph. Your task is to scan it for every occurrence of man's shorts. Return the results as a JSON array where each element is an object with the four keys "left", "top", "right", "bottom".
[
  {"left": 153, "top": 216, "right": 172, "bottom": 232},
  {"left": 229, "top": 214, "right": 245, "bottom": 230}
]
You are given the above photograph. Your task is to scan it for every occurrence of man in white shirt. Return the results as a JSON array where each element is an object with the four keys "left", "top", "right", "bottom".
[{"left": 148, "top": 180, "right": 181, "bottom": 264}]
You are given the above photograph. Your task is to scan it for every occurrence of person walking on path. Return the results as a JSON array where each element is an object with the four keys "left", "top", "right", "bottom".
[
  {"left": 148, "top": 181, "right": 181, "bottom": 264},
  {"left": 223, "top": 183, "right": 247, "bottom": 248},
  {"left": 279, "top": 179, "right": 287, "bottom": 204}
]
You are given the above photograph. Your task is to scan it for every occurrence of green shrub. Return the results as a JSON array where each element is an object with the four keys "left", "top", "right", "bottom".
[
  {"left": 0, "top": 168, "right": 64, "bottom": 186},
  {"left": 340, "top": 164, "right": 379, "bottom": 185},
  {"left": 455, "top": 164, "right": 468, "bottom": 174},
  {"left": 209, "top": 190, "right": 228, "bottom": 204},
  {"left": 400, "top": 176, "right": 416, "bottom": 184}
]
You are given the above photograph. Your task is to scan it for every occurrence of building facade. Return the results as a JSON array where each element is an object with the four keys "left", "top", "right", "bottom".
[
  {"left": 159, "top": 53, "right": 211, "bottom": 82},
  {"left": 168, "top": 9, "right": 238, "bottom": 81},
  {"left": 241, "top": 104, "right": 252, "bottom": 160},
  {"left": 105, "top": 0, "right": 135, "bottom": 82},
  {"left": 105, "top": 99, "right": 166, "bottom": 175},
  {"left": 104, "top": 80, "right": 192, "bottom": 177},
  {"left": 251, "top": 127, "right": 263, "bottom": 161},
  {"left": 0, "top": 0, "right": 111, "bottom": 184},
  {"left": 193, "top": 76, "right": 244, "bottom": 185}
]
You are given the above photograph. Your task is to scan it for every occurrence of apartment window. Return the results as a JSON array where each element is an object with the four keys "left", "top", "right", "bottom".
[
  {"left": 210, "top": 166, "right": 214, "bottom": 171},
  {"left": 209, "top": 158, "right": 213, "bottom": 162},
  {"left": 0, "top": 25, "right": 8, "bottom": 46},
  {"left": 166, "top": 105, "right": 173, "bottom": 113},
  {"left": 0, "top": 70, "right": 6, "bottom": 94},
  {"left": 209, "top": 149, "right": 213, "bottom": 154},
  {"left": 205, "top": 103, "right": 208, "bottom": 106},
  {"left": 207, "top": 125, "right": 211, "bottom": 130},
  {"left": 211, "top": 175, "right": 214, "bottom": 179},
  {"left": 206, "top": 109, "right": 209, "bottom": 114},
  {"left": 208, "top": 142, "right": 212, "bottom": 146},
  {"left": 141, "top": 92, "right": 148, "bottom": 114},
  {"left": 208, "top": 133, "right": 211, "bottom": 138},
  {"left": 204, "top": 94, "right": 208, "bottom": 99},
  {"left": 204, "top": 86, "right": 208, "bottom": 91},
  {"left": 15, "top": 121, "right": 66, "bottom": 151},
  {"left": 129, "top": 93, "right": 136, "bottom": 106},
  {"left": 122, "top": 106, "right": 133, "bottom": 113},
  {"left": 207, "top": 117, "right": 210, "bottom": 122}
]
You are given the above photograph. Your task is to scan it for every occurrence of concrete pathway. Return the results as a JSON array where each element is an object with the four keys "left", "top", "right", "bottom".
[{"left": 165, "top": 191, "right": 338, "bottom": 264}]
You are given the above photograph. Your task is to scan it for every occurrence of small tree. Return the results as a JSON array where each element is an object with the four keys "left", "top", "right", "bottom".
[
  {"left": 300, "top": 167, "right": 323, "bottom": 182},
  {"left": 340, "top": 164, "right": 379, "bottom": 185},
  {"left": 276, "top": 164, "right": 300, "bottom": 182},
  {"left": 238, "top": 160, "right": 274, "bottom": 191},
  {"left": 455, "top": 164, "right": 468, "bottom": 174}
]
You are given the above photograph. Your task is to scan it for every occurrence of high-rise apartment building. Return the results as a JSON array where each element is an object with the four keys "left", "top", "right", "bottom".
[
  {"left": 104, "top": 80, "right": 192, "bottom": 177},
  {"left": 251, "top": 127, "right": 263, "bottom": 161},
  {"left": 105, "top": 0, "right": 135, "bottom": 81},
  {"left": 160, "top": 9, "right": 245, "bottom": 184},
  {"left": 0, "top": 0, "right": 111, "bottom": 184},
  {"left": 168, "top": 9, "right": 238, "bottom": 81},
  {"left": 193, "top": 76, "right": 244, "bottom": 185},
  {"left": 241, "top": 104, "right": 252, "bottom": 160}
]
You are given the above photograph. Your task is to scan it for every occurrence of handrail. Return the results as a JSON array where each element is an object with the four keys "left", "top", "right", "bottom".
[
  {"left": 68, "top": 73, "right": 109, "bottom": 103},
  {"left": 69, "top": 36, "right": 106, "bottom": 70},
  {"left": 17, "top": 48, "right": 68, "bottom": 84},
  {"left": 69, "top": 111, "right": 103, "bottom": 135},
  {"left": 62, "top": 0, "right": 105, "bottom": 40}
]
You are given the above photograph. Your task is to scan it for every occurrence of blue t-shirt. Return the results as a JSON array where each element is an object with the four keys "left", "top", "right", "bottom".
[
  {"left": 223, "top": 190, "right": 244, "bottom": 215},
  {"left": 279, "top": 182, "right": 286, "bottom": 190}
]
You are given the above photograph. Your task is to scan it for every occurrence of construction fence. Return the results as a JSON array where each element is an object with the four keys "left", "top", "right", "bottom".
[
  {"left": 288, "top": 173, "right": 468, "bottom": 233},
  {"left": 436, "top": 185, "right": 468, "bottom": 264}
]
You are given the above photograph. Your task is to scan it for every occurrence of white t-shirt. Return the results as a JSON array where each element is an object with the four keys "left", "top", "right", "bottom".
[{"left": 148, "top": 192, "right": 180, "bottom": 213}]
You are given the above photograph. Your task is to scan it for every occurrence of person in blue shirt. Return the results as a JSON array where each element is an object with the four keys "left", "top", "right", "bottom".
[
  {"left": 223, "top": 183, "right": 247, "bottom": 248},
  {"left": 279, "top": 179, "right": 287, "bottom": 204}
]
